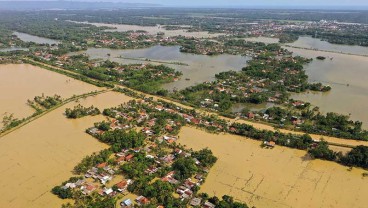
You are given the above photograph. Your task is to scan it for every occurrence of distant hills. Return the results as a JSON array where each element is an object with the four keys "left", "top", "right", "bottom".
[{"left": 0, "top": 1, "right": 161, "bottom": 10}]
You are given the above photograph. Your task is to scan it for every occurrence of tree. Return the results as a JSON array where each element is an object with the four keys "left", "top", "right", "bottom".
[
  {"left": 172, "top": 157, "right": 198, "bottom": 180},
  {"left": 341, "top": 145, "right": 368, "bottom": 168},
  {"left": 308, "top": 140, "right": 336, "bottom": 161},
  {"left": 192, "top": 148, "right": 217, "bottom": 167},
  {"left": 51, "top": 186, "right": 73, "bottom": 199}
]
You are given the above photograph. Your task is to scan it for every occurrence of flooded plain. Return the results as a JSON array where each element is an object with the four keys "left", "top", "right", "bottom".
[
  {"left": 287, "top": 47, "right": 368, "bottom": 128},
  {"left": 242, "top": 36, "right": 280, "bottom": 44},
  {"left": 0, "top": 91, "right": 133, "bottom": 208},
  {"left": 0, "top": 64, "right": 100, "bottom": 121},
  {"left": 75, "top": 21, "right": 224, "bottom": 38},
  {"left": 13, "top": 32, "right": 59, "bottom": 45},
  {"left": 71, "top": 45, "right": 250, "bottom": 90},
  {"left": 0, "top": 47, "right": 28, "bottom": 52},
  {"left": 288, "top": 36, "right": 368, "bottom": 56},
  {"left": 178, "top": 126, "right": 368, "bottom": 208}
]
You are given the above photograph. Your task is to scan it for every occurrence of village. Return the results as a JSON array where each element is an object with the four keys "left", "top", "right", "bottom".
[{"left": 52, "top": 97, "right": 253, "bottom": 207}]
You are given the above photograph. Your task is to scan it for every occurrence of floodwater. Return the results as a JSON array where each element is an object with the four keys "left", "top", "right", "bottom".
[
  {"left": 74, "top": 21, "right": 224, "bottom": 38},
  {"left": 0, "top": 47, "right": 28, "bottom": 52},
  {"left": 0, "top": 91, "right": 133, "bottom": 208},
  {"left": 178, "top": 126, "right": 368, "bottom": 208},
  {"left": 288, "top": 36, "right": 368, "bottom": 56},
  {"left": 231, "top": 102, "right": 275, "bottom": 113},
  {"left": 286, "top": 47, "right": 368, "bottom": 128},
  {"left": 13, "top": 32, "right": 59, "bottom": 45},
  {"left": 0, "top": 64, "right": 100, "bottom": 124},
  {"left": 71, "top": 46, "right": 250, "bottom": 90},
  {"left": 242, "top": 36, "right": 280, "bottom": 44}
]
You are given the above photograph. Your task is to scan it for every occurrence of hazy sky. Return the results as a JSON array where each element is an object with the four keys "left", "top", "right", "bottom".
[{"left": 3, "top": 0, "right": 368, "bottom": 8}]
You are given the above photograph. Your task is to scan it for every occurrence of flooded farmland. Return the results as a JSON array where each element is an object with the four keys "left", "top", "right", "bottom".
[
  {"left": 0, "top": 91, "right": 133, "bottom": 208},
  {"left": 74, "top": 21, "right": 224, "bottom": 38},
  {"left": 0, "top": 64, "right": 100, "bottom": 121},
  {"left": 287, "top": 47, "right": 368, "bottom": 128},
  {"left": 178, "top": 126, "right": 368, "bottom": 208},
  {"left": 69, "top": 39, "right": 368, "bottom": 128},
  {"left": 288, "top": 36, "right": 368, "bottom": 56}
]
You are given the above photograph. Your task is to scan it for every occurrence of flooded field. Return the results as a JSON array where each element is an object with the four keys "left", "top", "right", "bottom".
[
  {"left": 178, "top": 126, "right": 368, "bottom": 208},
  {"left": 286, "top": 47, "right": 368, "bottom": 128},
  {"left": 231, "top": 102, "right": 275, "bottom": 113},
  {"left": 0, "top": 64, "right": 100, "bottom": 121},
  {"left": 13, "top": 32, "right": 59, "bottom": 45},
  {"left": 242, "top": 36, "right": 279, "bottom": 44},
  {"left": 288, "top": 36, "right": 368, "bottom": 56},
  {"left": 71, "top": 45, "right": 250, "bottom": 90},
  {"left": 0, "top": 47, "right": 28, "bottom": 52},
  {"left": 75, "top": 21, "right": 224, "bottom": 38},
  {"left": 0, "top": 91, "right": 133, "bottom": 208}
]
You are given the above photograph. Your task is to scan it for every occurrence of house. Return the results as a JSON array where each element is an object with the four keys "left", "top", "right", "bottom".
[
  {"left": 247, "top": 112, "right": 255, "bottom": 119},
  {"left": 121, "top": 199, "right": 132, "bottom": 207},
  {"left": 190, "top": 118, "right": 200, "bottom": 125},
  {"left": 264, "top": 141, "right": 276, "bottom": 148},
  {"left": 136, "top": 196, "right": 150, "bottom": 205},
  {"left": 190, "top": 198, "right": 202, "bottom": 207},
  {"left": 203, "top": 201, "right": 216, "bottom": 208},
  {"left": 96, "top": 162, "right": 107, "bottom": 169},
  {"left": 103, "top": 187, "right": 114, "bottom": 195},
  {"left": 145, "top": 166, "right": 159, "bottom": 175},
  {"left": 163, "top": 136, "right": 177, "bottom": 144},
  {"left": 82, "top": 184, "right": 97, "bottom": 195},
  {"left": 183, "top": 179, "right": 197, "bottom": 189},
  {"left": 292, "top": 101, "right": 305, "bottom": 107},
  {"left": 176, "top": 186, "right": 193, "bottom": 199},
  {"left": 160, "top": 154, "right": 175, "bottom": 164},
  {"left": 155, "top": 105, "right": 164, "bottom": 111},
  {"left": 99, "top": 174, "right": 112, "bottom": 184},
  {"left": 125, "top": 154, "right": 134, "bottom": 161},
  {"left": 161, "top": 171, "right": 179, "bottom": 184},
  {"left": 115, "top": 180, "right": 129, "bottom": 192},
  {"left": 116, "top": 156, "right": 126, "bottom": 164}
]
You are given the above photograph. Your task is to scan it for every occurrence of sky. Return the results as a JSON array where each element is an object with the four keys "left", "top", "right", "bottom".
[{"left": 2, "top": 0, "right": 368, "bottom": 8}]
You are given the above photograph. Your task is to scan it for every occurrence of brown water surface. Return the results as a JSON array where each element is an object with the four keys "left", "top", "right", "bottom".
[
  {"left": 0, "top": 91, "right": 133, "bottom": 208},
  {"left": 178, "top": 126, "right": 368, "bottom": 208},
  {"left": 0, "top": 64, "right": 100, "bottom": 121}
]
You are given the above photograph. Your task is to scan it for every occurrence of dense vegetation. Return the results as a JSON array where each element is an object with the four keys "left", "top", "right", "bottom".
[{"left": 65, "top": 105, "right": 100, "bottom": 119}]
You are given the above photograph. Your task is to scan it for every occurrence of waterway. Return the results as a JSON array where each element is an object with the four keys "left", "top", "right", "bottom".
[{"left": 13, "top": 32, "right": 59, "bottom": 45}]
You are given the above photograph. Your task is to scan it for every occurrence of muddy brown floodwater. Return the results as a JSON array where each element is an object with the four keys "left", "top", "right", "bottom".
[
  {"left": 178, "top": 126, "right": 368, "bottom": 208},
  {"left": 286, "top": 47, "right": 368, "bottom": 128},
  {"left": 0, "top": 64, "right": 100, "bottom": 123},
  {"left": 0, "top": 91, "right": 133, "bottom": 208}
]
